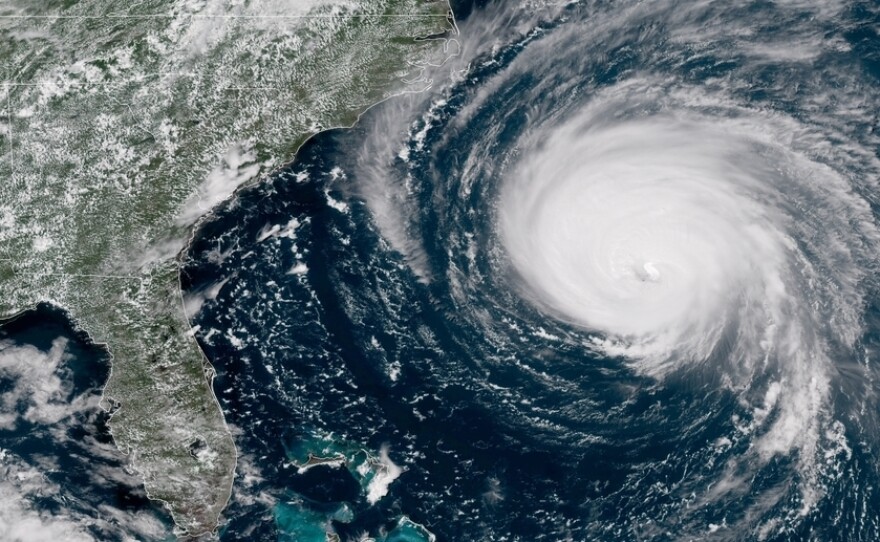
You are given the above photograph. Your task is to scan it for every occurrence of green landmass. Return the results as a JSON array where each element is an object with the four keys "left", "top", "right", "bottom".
[{"left": 0, "top": 0, "right": 454, "bottom": 536}]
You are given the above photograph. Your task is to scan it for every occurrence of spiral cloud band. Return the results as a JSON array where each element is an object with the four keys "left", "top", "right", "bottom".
[
  {"left": 178, "top": 0, "right": 880, "bottom": 539},
  {"left": 499, "top": 95, "right": 871, "bottom": 375},
  {"left": 487, "top": 83, "right": 880, "bottom": 521},
  {"left": 293, "top": 0, "right": 880, "bottom": 538}
]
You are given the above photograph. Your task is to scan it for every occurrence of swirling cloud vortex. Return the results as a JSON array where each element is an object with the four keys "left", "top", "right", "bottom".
[{"left": 499, "top": 92, "right": 875, "bottom": 382}]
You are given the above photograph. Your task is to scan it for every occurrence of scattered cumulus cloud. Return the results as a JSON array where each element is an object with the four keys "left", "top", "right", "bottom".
[{"left": 0, "top": 339, "right": 94, "bottom": 431}]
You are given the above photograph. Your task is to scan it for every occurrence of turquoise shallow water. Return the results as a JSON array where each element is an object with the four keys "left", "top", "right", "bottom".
[
  {"left": 183, "top": 1, "right": 880, "bottom": 540},
  {"left": 187, "top": 2, "right": 880, "bottom": 541},
  {"left": 4, "top": 1, "right": 880, "bottom": 541}
]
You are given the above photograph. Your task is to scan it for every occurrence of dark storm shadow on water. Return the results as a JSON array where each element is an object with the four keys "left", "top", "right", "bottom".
[
  {"left": 180, "top": 123, "right": 753, "bottom": 541},
  {"left": 0, "top": 303, "right": 175, "bottom": 541},
  {"left": 184, "top": 0, "right": 880, "bottom": 539},
  {"left": 180, "top": 98, "right": 693, "bottom": 542},
  {"left": 181, "top": 130, "right": 447, "bottom": 540},
  {"left": 448, "top": 0, "right": 491, "bottom": 21},
  {"left": 176, "top": 1, "right": 679, "bottom": 540},
  {"left": 843, "top": 2, "right": 880, "bottom": 81}
]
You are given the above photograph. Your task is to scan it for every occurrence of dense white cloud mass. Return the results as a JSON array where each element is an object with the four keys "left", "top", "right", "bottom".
[
  {"left": 493, "top": 83, "right": 880, "bottom": 514},
  {"left": 0, "top": 338, "right": 173, "bottom": 541},
  {"left": 349, "top": 0, "right": 880, "bottom": 533},
  {"left": 0, "top": 339, "right": 94, "bottom": 430},
  {"left": 499, "top": 87, "right": 874, "bottom": 376},
  {"left": 0, "top": 450, "right": 95, "bottom": 542}
]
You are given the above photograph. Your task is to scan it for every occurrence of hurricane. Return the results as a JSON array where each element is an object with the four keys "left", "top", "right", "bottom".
[{"left": 184, "top": 0, "right": 880, "bottom": 540}]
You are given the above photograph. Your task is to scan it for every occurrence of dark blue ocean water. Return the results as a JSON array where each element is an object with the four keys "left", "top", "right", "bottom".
[
  {"left": 0, "top": 304, "right": 175, "bottom": 541},
  {"left": 181, "top": 1, "right": 880, "bottom": 540},
  {"left": 3, "top": 1, "right": 880, "bottom": 541}
]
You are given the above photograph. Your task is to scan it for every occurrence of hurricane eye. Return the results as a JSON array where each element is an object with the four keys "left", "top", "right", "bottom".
[
  {"left": 175, "top": 2, "right": 880, "bottom": 540},
  {"left": 639, "top": 262, "right": 661, "bottom": 282}
]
